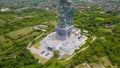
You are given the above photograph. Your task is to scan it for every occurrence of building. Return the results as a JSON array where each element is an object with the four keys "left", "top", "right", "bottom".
[
  {"left": 30, "top": 0, "right": 88, "bottom": 60},
  {"left": 39, "top": 27, "right": 87, "bottom": 59},
  {"left": 1, "top": 8, "right": 10, "bottom": 12}
]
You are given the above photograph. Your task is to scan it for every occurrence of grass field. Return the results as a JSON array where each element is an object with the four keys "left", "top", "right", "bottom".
[
  {"left": 8, "top": 27, "right": 33, "bottom": 39},
  {"left": 60, "top": 54, "right": 70, "bottom": 61},
  {"left": 34, "top": 54, "right": 47, "bottom": 63},
  {"left": 99, "top": 27, "right": 112, "bottom": 32},
  {"left": 0, "top": 36, "right": 7, "bottom": 42},
  {"left": 33, "top": 43, "right": 41, "bottom": 49},
  {"left": 0, "top": 26, "right": 42, "bottom": 59}
]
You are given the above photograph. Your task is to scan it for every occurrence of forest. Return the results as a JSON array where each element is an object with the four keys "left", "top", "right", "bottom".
[{"left": 0, "top": 2, "right": 120, "bottom": 68}]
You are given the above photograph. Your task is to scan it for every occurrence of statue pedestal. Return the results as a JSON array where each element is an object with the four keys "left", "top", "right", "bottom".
[{"left": 55, "top": 25, "right": 73, "bottom": 40}]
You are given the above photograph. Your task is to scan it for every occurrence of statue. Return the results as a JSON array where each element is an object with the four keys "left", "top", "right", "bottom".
[
  {"left": 57, "top": 0, "right": 75, "bottom": 28},
  {"left": 55, "top": 0, "right": 76, "bottom": 39}
]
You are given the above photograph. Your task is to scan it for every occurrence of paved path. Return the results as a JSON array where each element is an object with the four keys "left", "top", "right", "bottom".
[
  {"left": 34, "top": 32, "right": 45, "bottom": 40},
  {"left": 91, "top": 35, "right": 96, "bottom": 43},
  {"left": 27, "top": 32, "right": 45, "bottom": 49},
  {"left": 65, "top": 45, "right": 89, "bottom": 61}
]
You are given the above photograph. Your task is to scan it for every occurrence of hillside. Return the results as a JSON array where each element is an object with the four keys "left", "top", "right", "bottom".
[{"left": 0, "top": 0, "right": 120, "bottom": 68}]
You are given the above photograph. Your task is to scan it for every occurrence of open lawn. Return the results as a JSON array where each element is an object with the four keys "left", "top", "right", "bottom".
[
  {"left": 0, "top": 36, "right": 7, "bottom": 42},
  {"left": 33, "top": 43, "right": 41, "bottom": 49},
  {"left": 8, "top": 27, "right": 33, "bottom": 39},
  {"left": 99, "top": 27, "right": 112, "bottom": 32},
  {"left": 42, "top": 21, "right": 57, "bottom": 26},
  {"left": 60, "top": 54, "right": 70, "bottom": 61},
  {"left": 19, "top": 32, "right": 40, "bottom": 41},
  {"left": 34, "top": 54, "right": 47, "bottom": 63},
  {"left": 46, "top": 59, "right": 65, "bottom": 68},
  {"left": 95, "top": 17, "right": 105, "bottom": 21}
]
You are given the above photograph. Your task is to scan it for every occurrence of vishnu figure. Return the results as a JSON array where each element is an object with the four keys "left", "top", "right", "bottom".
[{"left": 57, "top": 0, "right": 75, "bottom": 28}]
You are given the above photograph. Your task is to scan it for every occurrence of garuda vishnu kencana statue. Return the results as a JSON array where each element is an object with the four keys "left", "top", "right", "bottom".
[
  {"left": 57, "top": 0, "right": 75, "bottom": 28},
  {"left": 55, "top": 0, "right": 76, "bottom": 39}
]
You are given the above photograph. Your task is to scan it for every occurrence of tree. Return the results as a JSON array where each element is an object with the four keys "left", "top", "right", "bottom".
[{"left": 53, "top": 50, "right": 60, "bottom": 58}]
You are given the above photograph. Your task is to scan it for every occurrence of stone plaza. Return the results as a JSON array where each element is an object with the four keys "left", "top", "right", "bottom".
[{"left": 38, "top": 27, "right": 88, "bottom": 59}]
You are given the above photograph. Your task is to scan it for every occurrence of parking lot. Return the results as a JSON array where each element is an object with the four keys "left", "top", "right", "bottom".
[{"left": 38, "top": 45, "right": 53, "bottom": 60}]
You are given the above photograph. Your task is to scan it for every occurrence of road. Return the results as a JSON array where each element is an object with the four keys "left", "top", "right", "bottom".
[{"left": 27, "top": 32, "right": 45, "bottom": 49}]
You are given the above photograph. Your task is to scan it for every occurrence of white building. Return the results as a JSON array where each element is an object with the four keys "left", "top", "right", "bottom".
[
  {"left": 1, "top": 8, "right": 10, "bottom": 12},
  {"left": 39, "top": 28, "right": 88, "bottom": 59}
]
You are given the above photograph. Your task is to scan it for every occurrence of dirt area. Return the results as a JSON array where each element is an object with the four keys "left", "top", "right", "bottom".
[
  {"left": 100, "top": 56, "right": 112, "bottom": 67},
  {"left": 89, "top": 63, "right": 105, "bottom": 68},
  {"left": 76, "top": 63, "right": 90, "bottom": 68}
]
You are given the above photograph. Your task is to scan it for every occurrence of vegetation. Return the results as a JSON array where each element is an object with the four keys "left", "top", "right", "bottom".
[
  {"left": 66, "top": 5, "right": 120, "bottom": 67},
  {"left": 0, "top": 2, "right": 120, "bottom": 68},
  {"left": 53, "top": 50, "right": 60, "bottom": 58},
  {"left": 0, "top": 8, "right": 56, "bottom": 68},
  {"left": 33, "top": 43, "right": 41, "bottom": 49}
]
